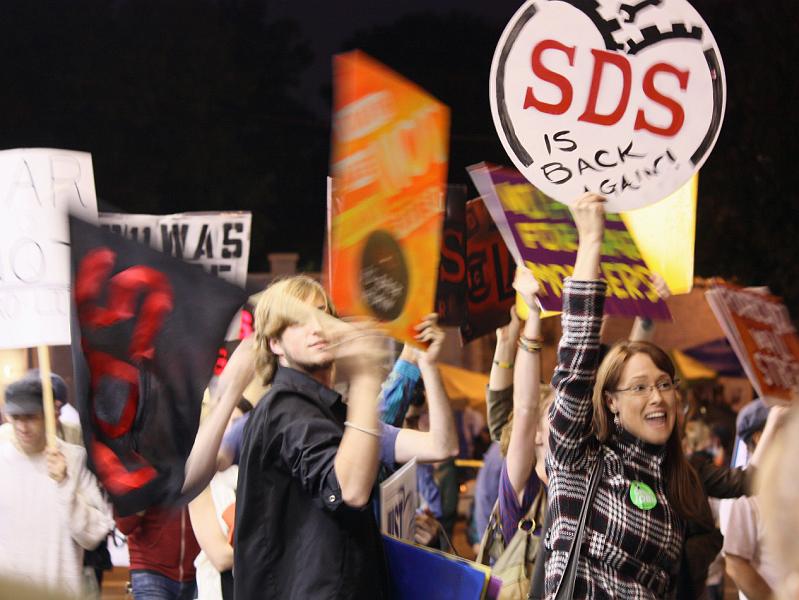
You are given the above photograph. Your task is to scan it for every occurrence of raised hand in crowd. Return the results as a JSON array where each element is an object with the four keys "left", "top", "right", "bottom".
[
  {"left": 323, "top": 318, "right": 388, "bottom": 507},
  {"left": 413, "top": 313, "right": 445, "bottom": 366},
  {"left": 392, "top": 315, "right": 459, "bottom": 465},
  {"left": 489, "top": 305, "right": 522, "bottom": 389},
  {"left": 505, "top": 264, "right": 545, "bottom": 498},
  {"left": 570, "top": 192, "right": 606, "bottom": 280},
  {"left": 183, "top": 336, "right": 256, "bottom": 500},
  {"left": 486, "top": 306, "right": 522, "bottom": 441}
]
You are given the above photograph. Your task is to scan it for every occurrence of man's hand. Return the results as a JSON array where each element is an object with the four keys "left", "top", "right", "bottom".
[
  {"left": 414, "top": 511, "right": 440, "bottom": 546},
  {"left": 513, "top": 264, "right": 541, "bottom": 312},
  {"left": 414, "top": 314, "right": 445, "bottom": 367},
  {"left": 569, "top": 193, "right": 606, "bottom": 244},
  {"left": 496, "top": 306, "right": 521, "bottom": 343},
  {"left": 45, "top": 447, "right": 67, "bottom": 483},
  {"left": 329, "top": 319, "right": 388, "bottom": 381}
]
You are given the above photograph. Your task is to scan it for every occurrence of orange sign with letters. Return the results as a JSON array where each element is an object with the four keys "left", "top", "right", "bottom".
[
  {"left": 706, "top": 283, "right": 799, "bottom": 403},
  {"left": 329, "top": 51, "right": 449, "bottom": 345}
]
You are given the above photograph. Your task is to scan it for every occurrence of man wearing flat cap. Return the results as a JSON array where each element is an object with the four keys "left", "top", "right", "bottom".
[
  {"left": 0, "top": 369, "right": 114, "bottom": 599},
  {"left": 0, "top": 369, "right": 81, "bottom": 445}
]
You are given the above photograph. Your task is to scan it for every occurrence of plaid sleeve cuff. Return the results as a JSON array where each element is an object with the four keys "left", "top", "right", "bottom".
[{"left": 561, "top": 278, "right": 606, "bottom": 343}]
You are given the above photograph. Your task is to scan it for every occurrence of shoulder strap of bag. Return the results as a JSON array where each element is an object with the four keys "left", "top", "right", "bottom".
[
  {"left": 553, "top": 455, "right": 604, "bottom": 600},
  {"left": 528, "top": 503, "right": 550, "bottom": 600},
  {"left": 476, "top": 499, "right": 502, "bottom": 565}
]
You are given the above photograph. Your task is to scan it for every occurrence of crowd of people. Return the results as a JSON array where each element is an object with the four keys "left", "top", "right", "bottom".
[{"left": 1, "top": 194, "right": 798, "bottom": 600}]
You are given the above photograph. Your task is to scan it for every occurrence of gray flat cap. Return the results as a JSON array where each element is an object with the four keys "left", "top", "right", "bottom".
[{"left": 3, "top": 369, "right": 68, "bottom": 416}]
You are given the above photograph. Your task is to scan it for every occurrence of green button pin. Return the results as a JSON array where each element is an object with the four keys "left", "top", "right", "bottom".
[{"left": 630, "top": 481, "right": 657, "bottom": 510}]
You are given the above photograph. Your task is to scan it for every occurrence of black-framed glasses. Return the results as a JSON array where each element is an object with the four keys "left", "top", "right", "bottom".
[{"left": 613, "top": 378, "right": 680, "bottom": 397}]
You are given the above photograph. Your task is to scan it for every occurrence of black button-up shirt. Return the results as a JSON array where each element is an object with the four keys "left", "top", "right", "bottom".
[{"left": 234, "top": 366, "right": 388, "bottom": 599}]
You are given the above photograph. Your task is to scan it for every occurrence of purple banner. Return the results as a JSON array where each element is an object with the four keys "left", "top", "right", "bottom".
[{"left": 469, "top": 164, "right": 670, "bottom": 321}]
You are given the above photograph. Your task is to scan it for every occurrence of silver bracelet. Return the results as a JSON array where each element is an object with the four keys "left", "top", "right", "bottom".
[{"left": 344, "top": 421, "right": 382, "bottom": 437}]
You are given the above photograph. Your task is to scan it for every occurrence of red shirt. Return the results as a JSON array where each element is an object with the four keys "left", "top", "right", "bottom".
[{"left": 116, "top": 506, "right": 200, "bottom": 582}]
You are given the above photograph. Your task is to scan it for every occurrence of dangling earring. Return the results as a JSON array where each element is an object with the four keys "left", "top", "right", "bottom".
[{"left": 612, "top": 410, "right": 621, "bottom": 430}]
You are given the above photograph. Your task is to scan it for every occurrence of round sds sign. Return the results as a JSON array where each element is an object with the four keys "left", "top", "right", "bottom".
[{"left": 490, "top": 0, "right": 725, "bottom": 212}]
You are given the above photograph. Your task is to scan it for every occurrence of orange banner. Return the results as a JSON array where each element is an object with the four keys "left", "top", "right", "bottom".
[
  {"left": 329, "top": 51, "right": 450, "bottom": 345},
  {"left": 706, "top": 283, "right": 799, "bottom": 403}
]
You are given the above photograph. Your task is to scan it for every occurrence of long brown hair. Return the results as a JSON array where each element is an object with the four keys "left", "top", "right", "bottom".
[{"left": 593, "top": 341, "right": 706, "bottom": 523}]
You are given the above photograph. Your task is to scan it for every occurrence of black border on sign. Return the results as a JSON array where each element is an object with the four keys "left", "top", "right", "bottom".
[
  {"left": 495, "top": 3, "right": 537, "bottom": 168},
  {"left": 690, "top": 47, "right": 725, "bottom": 166},
  {"left": 494, "top": 1, "right": 726, "bottom": 176}
]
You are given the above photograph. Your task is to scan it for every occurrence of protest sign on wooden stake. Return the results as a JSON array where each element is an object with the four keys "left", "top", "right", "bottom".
[
  {"left": 0, "top": 149, "right": 98, "bottom": 349},
  {"left": 36, "top": 345, "right": 58, "bottom": 449}
]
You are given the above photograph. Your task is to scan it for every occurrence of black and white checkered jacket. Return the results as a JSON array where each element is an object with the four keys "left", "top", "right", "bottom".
[{"left": 544, "top": 279, "right": 685, "bottom": 599}]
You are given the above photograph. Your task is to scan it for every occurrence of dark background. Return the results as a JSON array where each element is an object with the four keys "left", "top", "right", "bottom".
[{"left": 1, "top": 0, "right": 797, "bottom": 313}]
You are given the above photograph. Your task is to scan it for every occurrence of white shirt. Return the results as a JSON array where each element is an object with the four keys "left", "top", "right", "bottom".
[
  {"left": 0, "top": 438, "right": 114, "bottom": 598},
  {"left": 722, "top": 496, "right": 781, "bottom": 600},
  {"left": 194, "top": 466, "right": 238, "bottom": 600}
]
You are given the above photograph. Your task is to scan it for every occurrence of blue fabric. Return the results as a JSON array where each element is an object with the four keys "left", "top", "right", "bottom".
[
  {"left": 375, "top": 357, "right": 442, "bottom": 526},
  {"left": 221, "top": 411, "right": 250, "bottom": 465},
  {"left": 498, "top": 461, "right": 541, "bottom": 546},
  {"left": 130, "top": 570, "right": 196, "bottom": 600},
  {"left": 682, "top": 338, "right": 745, "bottom": 377},
  {"left": 416, "top": 463, "right": 442, "bottom": 519},
  {"left": 378, "top": 359, "right": 421, "bottom": 427},
  {"left": 378, "top": 423, "right": 441, "bottom": 518},
  {"left": 379, "top": 421, "right": 401, "bottom": 468},
  {"left": 473, "top": 441, "right": 503, "bottom": 541},
  {"left": 382, "top": 535, "right": 487, "bottom": 600}
]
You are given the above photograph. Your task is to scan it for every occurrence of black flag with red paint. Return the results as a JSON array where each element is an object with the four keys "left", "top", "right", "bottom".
[{"left": 69, "top": 216, "right": 247, "bottom": 515}]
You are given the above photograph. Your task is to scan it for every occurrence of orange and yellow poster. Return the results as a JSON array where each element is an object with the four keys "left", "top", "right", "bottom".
[
  {"left": 329, "top": 50, "right": 450, "bottom": 345},
  {"left": 706, "top": 283, "right": 799, "bottom": 403}
]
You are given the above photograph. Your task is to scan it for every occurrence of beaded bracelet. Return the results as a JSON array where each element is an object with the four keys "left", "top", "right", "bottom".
[
  {"left": 493, "top": 359, "right": 514, "bottom": 369},
  {"left": 517, "top": 335, "right": 544, "bottom": 353}
]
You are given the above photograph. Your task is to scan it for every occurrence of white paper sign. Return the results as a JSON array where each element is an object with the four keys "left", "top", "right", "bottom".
[
  {"left": 0, "top": 149, "right": 98, "bottom": 349},
  {"left": 98, "top": 211, "right": 252, "bottom": 340},
  {"left": 380, "top": 458, "right": 417, "bottom": 542},
  {"left": 490, "top": 0, "right": 725, "bottom": 212}
]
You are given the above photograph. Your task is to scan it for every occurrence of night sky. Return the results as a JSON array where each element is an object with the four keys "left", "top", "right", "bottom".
[{"left": 0, "top": 0, "right": 797, "bottom": 313}]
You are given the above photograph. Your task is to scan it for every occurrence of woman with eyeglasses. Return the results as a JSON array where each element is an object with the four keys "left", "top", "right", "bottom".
[{"left": 543, "top": 193, "right": 707, "bottom": 599}]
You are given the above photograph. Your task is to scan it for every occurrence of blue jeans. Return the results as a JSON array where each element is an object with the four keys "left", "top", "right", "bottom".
[{"left": 130, "top": 570, "right": 196, "bottom": 600}]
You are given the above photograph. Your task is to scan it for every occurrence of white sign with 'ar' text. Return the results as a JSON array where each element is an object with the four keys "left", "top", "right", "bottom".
[
  {"left": 490, "top": 0, "right": 725, "bottom": 212},
  {"left": 0, "top": 149, "right": 98, "bottom": 349}
]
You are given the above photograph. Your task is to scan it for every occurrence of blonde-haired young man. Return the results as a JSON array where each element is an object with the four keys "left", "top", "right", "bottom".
[{"left": 234, "top": 275, "right": 388, "bottom": 599}]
